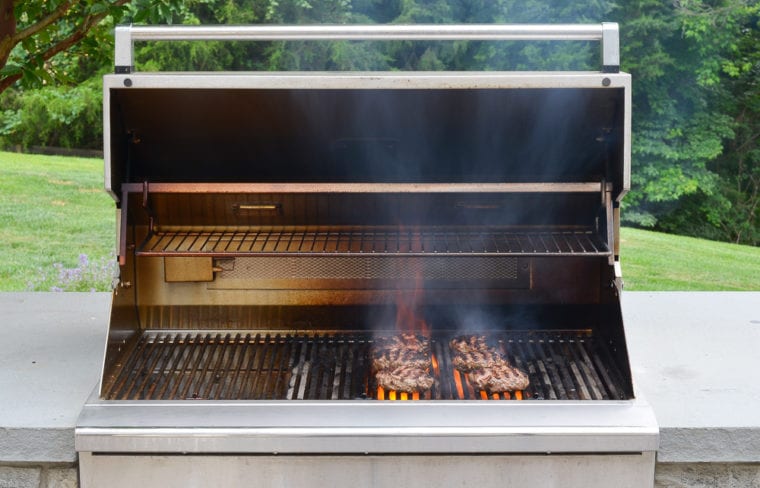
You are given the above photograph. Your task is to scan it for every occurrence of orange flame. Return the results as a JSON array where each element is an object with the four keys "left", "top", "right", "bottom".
[
  {"left": 453, "top": 370, "right": 465, "bottom": 399},
  {"left": 492, "top": 393, "right": 500, "bottom": 400},
  {"left": 395, "top": 265, "right": 428, "bottom": 335},
  {"left": 389, "top": 390, "right": 397, "bottom": 401},
  {"left": 377, "top": 387, "right": 385, "bottom": 400},
  {"left": 413, "top": 392, "right": 420, "bottom": 401},
  {"left": 515, "top": 391, "right": 523, "bottom": 400}
]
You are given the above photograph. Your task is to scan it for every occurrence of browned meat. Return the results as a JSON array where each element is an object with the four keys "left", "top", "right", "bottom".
[
  {"left": 449, "top": 335, "right": 488, "bottom": 355},
  {"left": 376, "top": 365, "right": 434, "bottom": 392},
  {"left": 449, "top": 335, "right": 502, "bottom": 372},
  {"left": 450, "top": 334, "right": 529, "bottom": 392},
  {"left": 372, "top": 334, "right": 431, "bottom": 370},
  {"left": 469, "top": 363, "right": 530, "bottom": 392}
]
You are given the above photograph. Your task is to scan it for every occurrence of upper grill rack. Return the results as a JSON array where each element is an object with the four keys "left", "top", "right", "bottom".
[{"left": 137, "top": 228, "right": 610, "bottom": 257}]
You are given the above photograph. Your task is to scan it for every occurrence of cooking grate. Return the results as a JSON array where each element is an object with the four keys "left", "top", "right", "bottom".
[
  {"left": 137, "top": 229, "right": 609, "bottom": 257},
  {"left": 103, "top": 330, "right": 626, "bottom": 401}
]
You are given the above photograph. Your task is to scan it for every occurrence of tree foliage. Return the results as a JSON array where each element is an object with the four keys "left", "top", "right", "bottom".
[
  {"left": 618, "top": 0, "right": 759, "bottom": 244},
  {"left": 0, "top": 0, "right": 191, "bottom": 92}
]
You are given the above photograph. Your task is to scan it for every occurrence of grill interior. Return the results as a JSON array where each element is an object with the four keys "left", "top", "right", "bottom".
[{"left": 103, "top": 330, "right": 627, "bottom": 401}]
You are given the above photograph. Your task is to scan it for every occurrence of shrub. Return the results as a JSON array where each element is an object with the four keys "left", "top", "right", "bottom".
[{"left": 0, "top": 75, "right": 103, "bottom": 150}]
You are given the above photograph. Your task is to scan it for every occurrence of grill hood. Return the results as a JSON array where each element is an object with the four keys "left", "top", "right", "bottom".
[
  {"left": 107, "top": 85, "right": 628, "bottom": 190},
  {"left": 106, "top": 80, "right": 630, "bottom": 200}
]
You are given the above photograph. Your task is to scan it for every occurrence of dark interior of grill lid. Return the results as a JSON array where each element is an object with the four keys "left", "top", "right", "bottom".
[{"left": 108, "top": 88, "right": 625, "bottom": 194}]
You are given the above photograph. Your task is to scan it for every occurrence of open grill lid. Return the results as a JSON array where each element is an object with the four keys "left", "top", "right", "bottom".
[
  {"left": 107, "top": 87, "right": 627, "bottom": 192},
  {"left": 105, "top": 24, "right": 630, "bottom": 201}
]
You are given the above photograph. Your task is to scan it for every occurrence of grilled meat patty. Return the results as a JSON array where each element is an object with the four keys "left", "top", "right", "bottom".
[
  {"left": 373, "top": 334, "right": 434, "bottom": 392},
  {"left": 372, "top": 333, "right": 431, "bottom": 371},
  {"left": 376, "top": 365, "right": 435, "bottom": 392},
  {"left": 469, "top": 363, "right": 530, "bottom": 392},
  {"left": 449, "top": 335, "right": 502, "bottom": 372},
  {"left": 450, "top": 334, "right": 529, "bottom": 392}
]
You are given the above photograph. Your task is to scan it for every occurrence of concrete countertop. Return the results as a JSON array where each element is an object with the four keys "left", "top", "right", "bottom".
[
  {"left": 1, "top": 291, "right": 758, "bottom": 464},
  {"left": 0, "top": 293, "right": 108, "bottom": 463},
  {"left": 622, "top": 292, "right": 760, "bottom": 463}
]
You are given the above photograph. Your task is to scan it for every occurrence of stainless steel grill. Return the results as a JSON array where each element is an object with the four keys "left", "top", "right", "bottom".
[
  {"left": 103, "top": 330, "right": 626, "bottom": 401},
  {"left": 77, "top": 23, "right": 657, "bottom": 488},
  {"left": 138, "top": 228, "right": 609, "bottom": 257}
]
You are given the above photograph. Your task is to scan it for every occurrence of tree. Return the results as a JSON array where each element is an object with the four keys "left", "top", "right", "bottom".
[
  {"left": 0, "top": 0, "right": 187, "bottom": 94},
  {"left": 618, "top": 0, "right": 759, "bottom": 244}
]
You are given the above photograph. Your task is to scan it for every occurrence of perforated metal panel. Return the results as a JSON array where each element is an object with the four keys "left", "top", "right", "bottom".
[
  {"left": 218, "top": 256, "right": 519, "bottom": 280},
  {"left": 205, "top": 256, "right": 527, "bottom": 290}
]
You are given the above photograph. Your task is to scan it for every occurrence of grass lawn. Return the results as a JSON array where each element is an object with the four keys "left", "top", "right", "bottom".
[
  {"left": 0, "top": 151, "right": 115, "bottom": 290},
  {"left": 0, "top": 150, "right": 758, "bottom": 291},
  {"left": 620, "top": 227, "right": 759, "bottom": 291}
]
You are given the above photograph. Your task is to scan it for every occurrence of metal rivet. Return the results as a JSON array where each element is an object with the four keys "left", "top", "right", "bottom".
[
  {"left": 602, "top": 78, "right": 611, "bottom": 87},
  {"left": 124, "top": 78, "right": 133, "bottom": 87}
]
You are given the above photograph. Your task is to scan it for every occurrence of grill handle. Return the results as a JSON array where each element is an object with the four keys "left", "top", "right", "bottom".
[{"left": 114, "top": 23, "right": 619, "bottom": 73}]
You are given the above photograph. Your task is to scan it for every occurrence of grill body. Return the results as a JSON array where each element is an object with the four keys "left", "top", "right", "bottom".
[{"left": 77, "top": 23, "right": 657, "bottom": 487}]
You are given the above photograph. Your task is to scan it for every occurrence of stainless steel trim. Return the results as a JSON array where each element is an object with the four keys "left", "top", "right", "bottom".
[
  {"left": 601, "top": 22, "right": 620, "bottom": 69},
  {"left": 76, "top": 393, "right": 658, "bottom": 453},
  {"left": 103, "top": 82, "right": 115, "bottom": 200},
  {"left": 115, "top": 24, "right": 620, "bottom": 71},
  {"left": 622, "top": 74, "right": 632, "bottom": 196},
  {"left": 104, "top": 71, "right": 630, "bottom": 89},
  {"left": 121, "top": 182, "right": 609, "bottom": 194}
]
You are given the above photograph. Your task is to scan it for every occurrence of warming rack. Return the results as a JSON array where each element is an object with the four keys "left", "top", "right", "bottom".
[
  {"left": 123, "top": 181, "right": 614, "bottom": 259},
  {"left": 137, "top": 228, "right": 609, "bottom": 257}
]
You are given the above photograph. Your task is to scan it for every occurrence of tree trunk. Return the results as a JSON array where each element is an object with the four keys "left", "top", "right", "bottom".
[{"left": 0, "top": 0, "right": 15, "bottom": 70}]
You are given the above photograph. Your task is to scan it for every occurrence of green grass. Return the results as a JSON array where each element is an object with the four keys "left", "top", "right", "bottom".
[
  {"left": 620, "top": 227, "right": 759, "bottom": 291},
  {"left": 0, "top": 150, "right": 757, "bottom": 291},
  {"left": 0, "top": 151, "right": 115, "bottom": 290}
]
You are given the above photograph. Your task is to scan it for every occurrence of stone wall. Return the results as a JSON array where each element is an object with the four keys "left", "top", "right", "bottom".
[
  {"left": 656, "top": 463, "right": 760, "bottom": 488},
  {"left": 3, "top": 462, "right": 760, "bottom": 487},
  {"left": 0, "top": 465, "right": 77, "bottom": 488}
]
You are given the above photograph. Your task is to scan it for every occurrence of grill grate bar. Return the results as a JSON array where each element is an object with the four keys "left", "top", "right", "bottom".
[
  {"left": 138, "top": 229, "right": 609, "bottom": 257},
  {"left": 104, "top": 330, "right": 627, "bottom": 401}
]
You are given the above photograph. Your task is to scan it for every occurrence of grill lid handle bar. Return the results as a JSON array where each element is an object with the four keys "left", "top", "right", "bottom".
[{"left": 114, "top": 23, "right": 620, "bottom": 74}]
